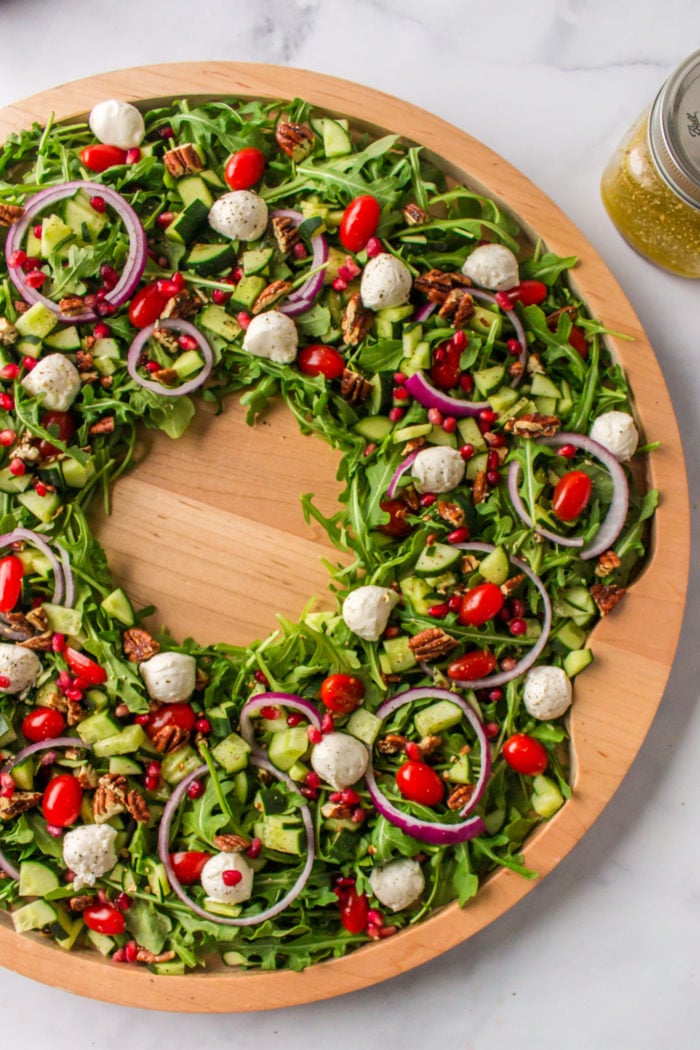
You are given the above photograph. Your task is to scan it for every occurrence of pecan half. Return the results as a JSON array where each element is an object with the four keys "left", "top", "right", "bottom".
[
  {"left": 68, "top": 894, "right": 98, "bottom": 912},
  {"left": 414, "top": 269, "right": 472, "bottom": 304},
  {"left": 151, "top": 324, "right": 180, "bottom": 354},
  {"left": 504, "top": 413, "right": 561, "bottom": 438},
  {"left": 0, "top": 791, "right": 42, "bottom": 820},
  {"left": 500, "top": 573, "right": 526, "bottom": 597},
  {"left": 590, "top": 583, "right": 626, "bottom": 616},
  {"left": 340, "top": 368, "right": 372, "bottom": 404},
  {"left": 472, "top": 469, "right": 489, "bottom": 505},
  {"left": 341, "top": 293, "right": 373, "bottom": 346},
  {"left": 89, "top": 416, "right": 115, "bottom": 436},
  {"left": 150, "top": 367, "right": 179, "bottom": 387},
  {"left": 417, "top": 734, "right": 442, "bottom": 757},
  {"left": 376, "top": 733, "right": 408, "bottom": 755},
  {"left": 58, "top": 296, "right": 86, "bottom": 318},
  {"left": 0, "top": 318, "right": 18, "bottom": 347},
  {"left": 275, "top": 121, "right": 315, "bottom": 161},
  {"left": 123, "top": 627, "right": 160, "bottom": 663},
  {"left": 438, "top": 288, "right": 475, "bottom": 328},
  {"left": 160, "top": 289, "right": 205, "bottom": 320},
  {"left": 163, "top": 143, "right": 204, "bottom": 178},
  {"left": 252, "top": 279, "right": 293, "bottom": 315},
  {"left": 76, "top": 764, "right": 99, "bottom": 790},
  {"left": 408, "top": 627, "right": 459, "bottom": 661},
  {"left": 271, "top": 214, "right": 300, "bottom": 254},
  {"left": 0, "top": 203, "right": 24, "bottom": 226},
  {"left": 150, "top": 723, "right": 190, "bottom": 754},
  {"left": 93, "top": 773, "right": 128, "bottom": 823},
  {"left": 125, "top": 789, "right": 150, "bottom": 823},
  {"left": 402, "top": 202, "right": 428, "bottom": 226},
  {"left": 436, "top": 500, "right": 465, "bottom": 527},
  {"left": 595, "top": 550, "right": 622, "bottom": 578},
  {"left": 17, "top": 631, "right": 54, "bottom": 651},
  {"left": 446, "top": 784, "right": 474, "bottom": 811},
  {"left": 214, "top": 833, "right": 250, "bottom": 853}
]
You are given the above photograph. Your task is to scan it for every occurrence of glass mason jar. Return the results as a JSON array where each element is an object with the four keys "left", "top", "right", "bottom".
[{"left": 601, "top": 50, "right": 700, "bottom": 277}]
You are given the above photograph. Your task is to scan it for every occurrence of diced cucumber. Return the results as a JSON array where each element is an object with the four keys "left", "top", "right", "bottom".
[
  {"left": 345, "top": 708, "right": 382, "bottom": 747},
  {"left": 109, "top": 756, "right": 142, "bottom": 776},
  {"left": 65, "top": 190, "right": 108, "bottom": 238},
  {"left": 12, "top": 899, "right": 57, "bottom": 933},
  {"left": 428, "top": 424, "right": 457, "bottom": 449},
  {"left": 0, "top": 466, "right": 32, "bottom": 494},
  {"left": 423, "top": 571, "right": 457, "bottom": 591},
  {"left": 414, "top": 542, "right": 461, "bottom": 576},
  {"left": 177, "top": 174, "right": 213, "bottom": 208},
  {"left": 60, "top": 456, "right": 96, "bottom": 490},
  {"left": 206, "top": 702, "right": 235, "bottom": 736},
  {"left": 50, "top": 905, "right": 85, "bottom": 950},
  {"left": 381, "top": 635, "right": 417, "bottom": 674},
  {"left": 447, "top": 753, "right": 471, "bottom": 784},
  {"left": 530, "top": 373, "right": 562, "bottom": 399},
  {"left": 241, "top": 247, "right": 274, "bottom": 275},
  {"left": 161, "top": 744, "right": 203, "bottom": 784},
  {"left": 92, "top": 724, "right": 146, "bottom": 758},
  {"left": 19, "top": 860, "right": 59, "bottom": 898},
  {"left": 466, "top": 451, "right": 488, "bottom": 481},
  {"left": 498, "top": 396, "right": 537, "bottom": 423},
  {"left": 11, "top": 757, "right": 34, "bottom": 791},
  {"left": 254, "top": 815, "right": 303, "bottom": 855},
  {"left": 40, "top": 213, "right": 75, "bottom": 257},
  {"left": 230, "top": 275, "right": 266, "bottom": 312},
  {"left": 456, "top": 415, "right": 487, "bottom": 452},
  {"left": 553, "top": 619, "right": 588, "bottom": 652},
  {"left": 531, "top": 774, "right": 564, "bottom": 818},
  {"left": 323, "top": 118, "right": 352, "bottom": 157},
  {"left": 414, "top": 699, "right": 463, "bottom": 737},
  {"left": 399, "top": 575, "right": 434, "bottom": 615},
  {"left": 402, "top": 324, "right": 423, "bottom": 355},
  {"left": 401, "top": 341, "right": 431, "bottom": 376},
  {"left": 152, "top": 960, "right": 187, "bottom": 976},
  {"left": 367, "top": 371, "right": 395, "bottom": 415},
  {"left": 489, "top": 385, "right": 521, "bottom": 415},
  {"left": 76, "top": 710, "right": 120, "bottom": 744},
  {"left": 17, "top": 489, "right": 61, "bottom": 523},
  {"left": 473, "top": 364, "right": 506, "bottom": 396},
  {"left": 287, "top": 760, "right": 310, "bottom": 782},
  {"left": 478, "top": 546, "right": 509, "bottom": 585},
  {"left": 268, "top": 726, "right": 309, "bottom": 772},
  {"left": 164, "top": 198, "right": 209, "bottom": 244},
  {"left": 186, "top": 241, "right": 236, "bottom": 276},
  {"left": 468, "top": 305, "right": 503, "bottom": 338},
  {"left": 45, "top": 325, "right": 81, "bottom": 351},
  {"left": 172, "top": 349, "right": 203, "bottom": 379},
  {"left": 200, "top": 168, "right": 225, "bottom": 189},
  {"left": 211, "top": 732, "right": 251, "bottom": 773},
  {"left": 392, "top": 422, "right": 432, "bottom": 444},
  {"left": 199, "top": 303, "right": 242, "bottom": 341},
  {"left": 204, "top": 900, "right": 242, "bottom": 919},
  {"left": 558, "top": 379, "right": 573, "bottom": 416},
  {"left": 16, "top": 336, "right": 42, "bottom": 360},
  {"left": 535, "top": 396, "right": 557, "bottom": 416},
  {"left": 100, "top": 587, "right": 135, "bottom": 626},
  {"left": 375, "top": 304, "right": 413, "bottom": 339},
  {"left": 86, "top": 929, "right": 116, "bottom": 956},
  {"left": 353, "top": 415, "right": 393, "bottom": 442},
  {"left": 15, "top": 301, "right": 58, "bottom": 341},
  {"left": 563, "top": 648, "right": 593, "bottom": 677}
]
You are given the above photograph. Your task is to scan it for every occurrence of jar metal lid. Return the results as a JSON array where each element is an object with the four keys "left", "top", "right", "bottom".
[{"left": 649, "top": 49, "right": 700, "bottom": 210}]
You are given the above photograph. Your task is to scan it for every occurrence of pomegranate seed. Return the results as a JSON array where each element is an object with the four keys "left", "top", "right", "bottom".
[
  {"left": 90, "top": 195, "right": 106, "bottom": 213},
  {"left": 57, "top": 670, "right": 72, "bottom": 691},
  {"left": 509, "top": 617, "right": 528, "bottom": 636},
  {"left": 388, "top": 407, "right": 405, "bottom": 423},
  {"left": 65, "top": 687, "right": 83, "bottom": 702},
  {"left": 158, "top": 125, "right": 174, "bottom": 139},
  {"left": 245, "top": 837, "right": 262, "bottom": 859},
  {"left": 0, "top": 773, "right": 15, "bottom": 798},
  {"left": 500, "top": 655, "right": 517, "bottom": 672},
  {"left": 8, "top": 458, "right": 24, "bottom": 476},
  {"left": 144, "top": 775, "right": 159, "bottom": 791},
  {"left": 147, "top": 760, "right": 161, "bottom": 778},
  {"left": 292, "top": 242, "right": 308, "bottom": 259},
  {"left": 93, "top": 322, "right": 111, "bottom": 339},
  {"left": 112, "top": 948, "right": 127, "bottom": 964},
  {"left": 222, "top": 868, "right": 243, "bottom": 887},
  {"left": 125, "top": 147, "right": 141, "bottom": 164},
  {"left": 171, "top": 271, "right": 185, "bottom": 291},
  {"left": 230, "top": 269, "right": 243, "bottom": 284},
  {"left": 363, "top": 443, "right": 376, "bottom": 457},
  {"left": 489, "top": 689, "right": 504, "bottom": 703},
  {"left": 344, "top": 256, "right": 361, "bottom": 278},
  {"left": 321, "top": 712, "right": 335, "bottom": 734},
  {"left": 33, "top": 224, "right": 43, "bottom": 238},
  {"left": 341, "top": 788, "right": 360, "bottom": 806},
  {"left": 335, "top": 875, "right": 356, "bottom": 888},
  {"left": 485, "top": 722, "right": 500, "bottom": 739},
  {"left": 393, "top": 386, "right": 409, "bottom": 401},
  {"left": 495, "top": 291, "right": 513, "bottom": 311},
  {"left": 134, "top": 713, "right": 150, "bottom": 726},
  {"left": 367, "top": 908, "right": 384, "bottom": 927},
  {"left": 558, "top": 444, "right": 577, "bottom": 459},
  {"left": 486, "top": 470, "right": 500, "bottom": 485},
  {"left": 34, "top": 481, "right": 47, "bottom": 497},
  {"left": 308, "top": 726, "right": 323, "bottom": 745},
  {"left": 420, "top": 493, "right": 437, "bottom": 507},
  {"left": 378, "top": 925, "right": 398, "bottom": 938},
  {"left": 22, "top": 256, "right": 41, "bottom": 271},
  {"left": 351, "top": 807, "right": 366, "bottom": 823},
  {"left": 195, "top": 717, "right": 211, "bottom": 735},
  {"left": 427, "top": 407, "right": 443, "bottom": 426},
  {"left": 448, "top": 594, "right": 461, "bottom": 613},
  {"left": 487, "top": 432, "right": 506, "bottom": 448},
  {"left": 156, "top": 278, "right": 180, "bottom": 298},
  {"left": 487, "top": 450, "right": 500, "bottom": 471},
  {"left": 442, "top": 416, "right": 457, "bottom": 433},
  {"left": 0, "top": 674, "right": 10, "bottom": 689},
  {"left": 45, "top": 824, "right": 63, "bottom": 838},
  {"left": 383, "top": 625, "right": 400, "bottom": 639},
  {"left": 329, "top": 791, "right": 343, "bottom": 803},
  {"left": 125, "top": 941, "right": 138, "bottom": 964},
  {"left": 305, "top": 771, "right": 321, "bottom": 789},
  {"left": 511, "top": 598, "right": 525, "bottom": 618},
  {"left": 96, "top": 300, "right": 116, "bottom": 317},
  {"left": 332, "top": 276, "right": 347, "bottom": 292},
  {"left": 115, "top": 892, "right": 132, "bottom": 911},
  {"left": 434, "top": 346, "right": 446, "bottom": 363},
  {"left": 187, "top": 780, "right": 205, "bottom": 799},
  {"left": 460, "top": 443, "right": 475, "bottom": 461},
  {"left": 83, "top": 293, "right": 98, "bottom": 309},
  {"left": 24, "top": 270, "right": 46, "bottom": 288},
  {"left": 300, "top": 785, "right": 318, "bottom": 800},
  {"left": 427, "top": 603, "right": 449, "bottom": 618},
  {"left": 405, "top": 741, "right": 422, "bottom": 761},
  {"left": 156, "top": 211, "right": 175, "bottom": 230},
  {"left": 499, "top": 604, "right": 512, "bottom": 623},
  {"left": 451, "top": 329, "right": 467, "bottom": 350},
  {"left": 365, "top": 237, "right": 383, "bottom": 257},
  {"left": 22, "top": 357, "right": 37, "bottom": 371},
  {"left": 0, "top": 363, "right": 19, "bottom": 380},
  {"left": 177, "top": 334, "right": 198, "bottom": 352},
  {"left": 460, "top": 374, "right": 475, "bottom": 394},
  {"left": 287, "top": 712, "right": 303, "bottom": 727},
  {"left": 507, "top": 338, "right": 522, "bottom": 357},
  {"left": 0, "top": 393, "right": 15, "bottom": 411},
  {"left": 212, "top": 289, "right": 231, "bottom": 305},
  {"left": 260, "top": 705, "right": 280, "bottom": 720},
  {"left": 145, "top": 360, "right": 160, "bottom": 373},
  {"left": 447, "top": 526, "right": 469, "bottom": 544},
  {"left": 479, "top": 409, "right": 497, "bottom": 425},
  {"left": 237, "top": 312, "right": 251, "bottom": 330},
  {"left": 99, "top": 265, "right": 117, "bottom": 289},
  {"left": 253, "top": 669, "right": 269, "bottom": 686},
  {"left": 8, "top": 250, "right": 26, "bottom": 267}
]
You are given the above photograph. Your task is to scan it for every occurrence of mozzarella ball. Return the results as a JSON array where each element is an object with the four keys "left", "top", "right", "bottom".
[
  {"left": 342, "top": 584, "right": 399, "bottom": 642},
  {"left": 88, "top": 99, "right": 145, "bottom": 150},
  {"left": 139, "top": 651, "right": 196, "bottom": 704},
  {"left": 360, "top": 254, "right": 413, "bottom": 311},
  {"left": 461, "top": 243, "right": 519, "bottom": 291},
  {"left": 63, "top": 824, "right": 118, "bottom": 890},
  {"left": 589, "top": 411, "right": 639, "bottom": 461},
  {"left": 21, "top": 353, "right": 81, "bottom": 412},
  {"left": 242, "top": 311, "right": 298, "bottom": 364},
  {"left": 412, "top": 446, "right": 466, "bottom": 494},
  {"left": 0, "top": 644, "right": 42, "bottom": 694},
  {"left": 208, "top": 190, "right": 268, "bottom": 242},
  {"left": 200, "top": 852, "right": 254, "bottom": 905},
  {"left": 311, "top": 731, "right": 369, "bottom": 790},
  {"left": 369, "top": 858, "right": 425, "bottom": 912},
  {"left": 523, "top": 665, "right": 573, "bottom": 721}
]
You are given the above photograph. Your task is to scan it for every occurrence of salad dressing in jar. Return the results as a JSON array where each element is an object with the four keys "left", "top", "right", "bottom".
[{"left": 601, "top": 50, "right": 700, "bottom": 277}]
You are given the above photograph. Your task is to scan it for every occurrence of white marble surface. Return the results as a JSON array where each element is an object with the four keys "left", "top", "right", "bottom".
[{"left": 0, "top": 1, "right": 699, "bottom": 1047}]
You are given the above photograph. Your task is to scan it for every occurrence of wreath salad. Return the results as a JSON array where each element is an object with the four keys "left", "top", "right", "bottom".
[{"left": 0, "top": 95, "right": 657, "bottom": 974}]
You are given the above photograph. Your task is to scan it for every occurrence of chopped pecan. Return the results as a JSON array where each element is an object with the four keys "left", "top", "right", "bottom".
[
  {"left": 214, "top": 833, "right": 250, "bottom": 852},
  {"left": 402, "top": 202, "right": 428, "bottom": 226},
  {"left": 438, "top": 288, "right": 475, "bottom": 328},
  {"left": 271, "top": 213, "right": 300, "bottom": 254},
  {"left": 595, "top": 550, "right": 622, "bottom": 578},
  {"left": 58, "top": 296, "right": 86, "bottom": 318},
  {"left": 417, "top": 734, "right": 443, "bottom": 757},
  {"left": 500, "top": 573, "right": 526, "bottom": 597},
  {"left": 89, "top": 416, "right": 115, "bottom": 436},
  {"left": 376, "top": 733, "right": 408, "bottom": 755},
  {"left": 163, "top": 143, "right": 204, "bottom": 178},
  {"left": 446, "top": 783, "right": 474, "bottom": 811},
  {"left": 403, "top": 436, "right": 426, "bottom": 456},
  {"left": 408, "top": 627, "right": 459, "bottom": 662},
  {"left": 75, "top": 349, "right": 94, "bottom": 372},
  {"left": 135, "top": 947, "right": 177, "bottom": 965},
  {"left": 436, "top": 500, "right": 465, "bottom": 527},
  {"left": 9, "top": 431, "right": 40, "bottom": 465},
  {"left": 0, "top": 202, "right": 24, "bottom": 226},
  {"left": 123, "top": 627, "right": 160, "bottom": 663},
  {"left": 100, "top": 375, "right": 114, "bottom": 390},
  {"left": 472, "top": 469, "right": 489, "bottom": 505},
  {"left": 150, "top": 723, "right": 190, "bottom": 754},
  {"left": 0, "top": 318, "right": 18, "bottom": 347},
  {"left": 160, "top": 289, "right": 205, "bottom": 320},
  {"left": 13, "top": 300, "right": 28, "bottom": 315},
  {"left": 125, "top": 789, "right": 150, "bottom": 823},
  {"left": 93, "top": 773, "right": 128, "bottom": 823},
  {"left": 590, "top": 583, "right": 626, "bottom": 616},
  {"left": 0, "top": 791, "right": 42, "bottom": 820},
  {"left": 504, "top": 413, "right": 561, "bottom": 438},
  {"left": 414, "top": 269, "right": 472, "bottom": 304},
  {"left": 151, "top": 324, "right": 180, "bottom": 353},
  {"left": 508, "top": 360, "right": 524, "bottom": 379},
  {"left": 526, "top": 351, "right": 546, "bottom": 376},
  {"left": 321, "top": 802, "right": 354, "bottom": 820},
  {"left": 0, "top": 610, "right": 36, "bottom": 642},
  {"left": 341, "top": 293, "right": 374, "bottom": 346},
  {"left": 68, "top": 894, "right": 98, "bottom": 912},
  {"left": 150, "top": 368, "right": 179, "bottom": 387},
  {"left": 340, "top": 368, "right": 372, "bottom": 404},
  {"left": 275, "top": 121, "right": 315, "bottom": 161},
  {"left": 401, "top": 484, "right": 420, "bottom": 512},
  {"left": 461, "top": 553, "right": 480, "bottom": 574},
  {"left": 75, "top": 764, "right": 99, "bottom": 790},
  {"left": 17, "top": 631, "right": 53, "bottom": 652},
  {"left": 252, "top": 279, "right": 293, "bottom": 315},
  {"left": 79, "top": 371, "right": 100, "bottom": 386}
]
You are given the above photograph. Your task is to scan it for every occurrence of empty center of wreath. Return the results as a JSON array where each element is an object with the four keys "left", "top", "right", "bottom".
[{"left": 90, "top": 393, "right": 344, "bottom": 646}]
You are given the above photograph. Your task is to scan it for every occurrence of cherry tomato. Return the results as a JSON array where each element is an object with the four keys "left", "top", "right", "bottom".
[
  {"left": 447, "top": 650, "right": 497, "bottom": 681},
  {"left": 64, "top": 648, "right": 107, "bottom": 687},
  {"left": 395, "top": 760, "right": 445, "bottom": 806},
  {"left": 0, "top": 555, "right": 24, "bottom": 613},
  {"left": 458, "top": 582, "right": 505, "bottom": 627},
  {"left": 339, "top": 195, "right": 380, "bottom": 253},
  {"left": 146, "top": 702, "right": 196, "bottom": 740},
  {"left": 320, "top": 673, "right": 366, "bottom": 714},
  {"left": 509, "top": 280, "right": 548, "bottom": 306},
  {"left": 42, "top": 773, "right": 83, "bottom": 827},
  {"left": 377, "top": 499, "right": 412, "bottom": 539},
  {"left": 552, "top": 470, "right": 592, "bottom": 522},
  {"left": 79, "top": 144, "right": 128, "bottom": 173},
  {"left": 297, "top": 344, "right": 345, "bottom": 380},
  {"left": 568, "top": 325, "right": 589, "bottom": 360},
  {"left": 502, "top": 733, "right": 548, "bottom": 775},
  {"left": 224, "top": 147, "right": 266, "bottom": 190},
  {"left": 38, "top": 409, "right": 76, "bottom": 459},
  {"left": 338, "top": 886, "right": 369, "bottom": 934},
  {"left": 128, "top": 282, "right": 170, "bottom": 328},
  {"left": 169, "top": 851, "right": 213, "bottom": 885},
  {"left": 430, "top": 340, "right": 462, "bottom": 390},
  {"left": 82, "top": 904, "right": 126, "bottom": 935},
  {"left": 21, "top": 707, "right": 66, "bottom": 742}
]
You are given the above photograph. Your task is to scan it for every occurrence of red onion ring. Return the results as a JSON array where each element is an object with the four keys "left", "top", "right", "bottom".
[
  {"left": 127, "top": 319, "right": 213, "bottom": 397},
  {"left": 5, "top": 182, "right": 147, "bottom": 324},
  {"left": 386, "top": 450, "right": 420, "bottom": 499},
  {"left": 0, "top": 527, "right": 74, "bottom": 607},
  {"left": 506, "top": 433, "right": 629, "bottom": 560},
  {"left": 365, "top": 686, "right": 491, "bottom": 844},
  {"left": 271, "top": 209, "right": 329, "bottom": 314},
  {"left": 239, "top": 691, "right": 322, "bottom": 755},
  {"left": 0, "top": 737, "right": 91, "bottom": 881},
  {"left": 157, "top": 756, "right": 315, "bottom": 926}
]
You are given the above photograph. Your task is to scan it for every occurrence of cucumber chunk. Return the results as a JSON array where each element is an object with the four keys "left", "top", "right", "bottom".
[
  {"left": 92, "top": 724, "right": 146, "bottom": 758},
  {"left": 19, "top": 860, "right": 60, "bottom": 898},
  {"left": 563, "top": 648, "right": 593, "bottom": 677},
  {"left": 345, "top": 708, "right": 382, "bottom": 747},
  {"left": 268, "top": 726, "right": 309, "bottom": 772},
  {"left": 414, "top": 699, "right": 463, "bottom": 737},
  {"left": 381, "top": 635, "right": 417, "bottom": 674},
  {"left": 161, "top": 745, "right": 203, "bottom": 785},
  {"left": 100, "top": 587, "right": 135, "bottom": 627},
  {"left": 478, "top": 546, "right": 510, "bottom": 585},
  {"left": 211, "top": 732, "right": 251, "bottom": 773},
  {"left": 12, "top": 899, "right": 57, "bottom": 933},
  {"left": 414, "top": 542, "right": 461, "bottom": 576},
  {"left": 15, "top": 302, "right": 58, "bottom": 341}
]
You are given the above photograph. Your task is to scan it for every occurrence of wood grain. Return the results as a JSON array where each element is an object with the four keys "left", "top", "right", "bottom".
[{"left": 0, "top": 62, "right": 689, "bottom": 1012}]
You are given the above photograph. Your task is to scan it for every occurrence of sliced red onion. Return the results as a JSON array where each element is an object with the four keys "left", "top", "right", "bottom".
[
  {"left": 366, "top": 686, "right": 491, "bottom": 845},
  {"left": 158, "top": 756, "right": 315, "bottom": 926},
  {"left": 386, "top": 450, "right": 420, "bottom": 498},
  {"left": 239, "top": 691, "right": 322, "bottom": 755},
  {"left": 127, "top": 318, "right": 213, "bottom": 397},
  {"left": 404, "top": 371, "right": 489, "bottom": 419},
  {"left": 5, "top": 182, "right": 147, "bottom": 323},
  {"left": 277, "top": 296, "right": 315, "bottom": 318},
  {"left": 0, "top": 737, "right": 91, "bottom": 881},
  {"left": 271, "top": 209, "right": 329, "bottom": 313},
  {"left": 506, "top": 433, "right": 629, "bottom": 560},
  {"left": 0, "top": 527, "right": 72, "bottom": 606},
  {"left": 412, "top": 302, "right": 436, "bottom": 324}
]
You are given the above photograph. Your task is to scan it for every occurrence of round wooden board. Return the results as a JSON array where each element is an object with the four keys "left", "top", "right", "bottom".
[{"left": 0, "top": 63, "right": 689, "bottom": 1012}]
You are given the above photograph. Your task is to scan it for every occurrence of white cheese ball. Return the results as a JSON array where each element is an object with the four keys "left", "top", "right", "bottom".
[
  {"left": 63, "top": 824, "right": 118, "bottom": 890},
  {"left": 412, "top": 445, "right": 466, "bottom": 494},
  {"left": 523, "top": 665, "right": 573, "bottom": 721},
  {"left": 589, "top": 411, "right": 639, "bottom": 461},
  {"left": 242, "top": 311, "right": 298, "bottom": 364},
  {"left": 88, "top": 99, "right": 145, "bottom": 150},
  {"left": 342, "top": 584, "right": 398, "bottom": 642},
  {"left": 200, "top": 851, "right": 254, "bottom": 905},
  {"left": 21, "top": 353, "right": 81, "bottom": 412},
  {"left": 311, "top": 731, "right": 369, "bottom": 790},
  {"left": 139, "top": 651, "right": 196, "bottom": 704},
  {"left": 461, "top": 243, "right": 520, "bottom": 291},
  {"left": 369, "top": 858, "right": 425, "bottom": 912},
  {"left": 208, "top": 190, "right": 268, "bottom": 242},
  {"left": 0, "top": 644, "right": 42, "bottom": 694},
  {"left": 360, "top": 254, "right": 412, "bottom": 311}
]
